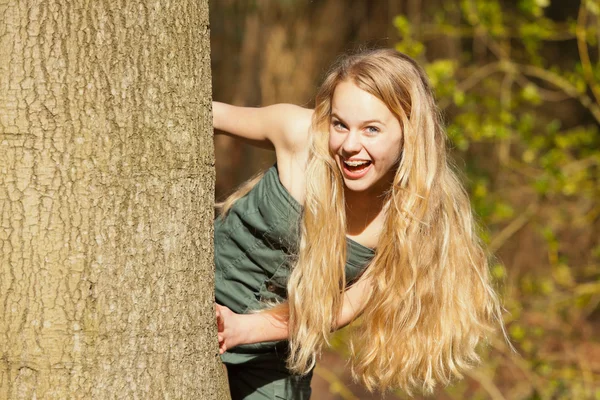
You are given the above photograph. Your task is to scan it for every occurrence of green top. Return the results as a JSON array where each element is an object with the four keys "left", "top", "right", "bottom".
[{"left": 215, "top": 165, "right": 374, "bottom": 356}]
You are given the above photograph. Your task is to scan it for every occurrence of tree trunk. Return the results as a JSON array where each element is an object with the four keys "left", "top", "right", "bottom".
[{"left": 0, "top": 1, "right": 229, "bottom": 398}]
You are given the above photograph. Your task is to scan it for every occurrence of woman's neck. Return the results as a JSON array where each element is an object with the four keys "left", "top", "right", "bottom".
[{"left": 344, "top": 186, "right": 388, "bottom": 236}]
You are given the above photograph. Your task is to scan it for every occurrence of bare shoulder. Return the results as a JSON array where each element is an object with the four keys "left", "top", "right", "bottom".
[
  {"left": 273, "top": 105, "right": 312, "bottom": 205},
  {"left": 212, "top": 102, "right": 312, "bottom": 153},
  {"left": 275, "top": 104, "right": 313, "bottom": 153}
]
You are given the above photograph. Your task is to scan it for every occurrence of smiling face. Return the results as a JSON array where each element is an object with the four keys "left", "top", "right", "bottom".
[{"left": 328, "top": 80, "right": 404, "bottom": 196}]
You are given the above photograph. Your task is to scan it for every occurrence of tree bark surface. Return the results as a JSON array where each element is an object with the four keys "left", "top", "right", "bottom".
[{"left": 0, "top": 1, "right": 229, "bottom": 398}]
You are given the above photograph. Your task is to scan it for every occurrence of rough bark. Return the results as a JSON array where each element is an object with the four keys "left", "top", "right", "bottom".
[{"left": 0, "top": 1, "right": 229, "bottom": 398}]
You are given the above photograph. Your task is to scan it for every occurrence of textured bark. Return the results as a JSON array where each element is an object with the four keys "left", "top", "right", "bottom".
[{"left": 0, "top": 1, "right": 229, "bottom": 399}]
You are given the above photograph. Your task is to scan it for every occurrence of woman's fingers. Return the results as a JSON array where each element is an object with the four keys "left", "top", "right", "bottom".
[
  {"left": 215, "top": 304, "right": 225, "bottom": 331},
  {"left": 215, "top": 303, "right": 237, "bottom": 354},
  {"left": 215, "top": 304, "right": 228, "bottom": 354},
  {"left": 219, "top": 337, "right": 227, "bottom": 354}
]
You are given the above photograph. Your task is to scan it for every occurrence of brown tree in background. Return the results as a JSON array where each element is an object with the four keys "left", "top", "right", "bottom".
[
  {"left": 211, "top": 0, "right": 407, "bottom": 199},
  {"left": 0, "top": 1, "right": 229, "bottom": 398}
]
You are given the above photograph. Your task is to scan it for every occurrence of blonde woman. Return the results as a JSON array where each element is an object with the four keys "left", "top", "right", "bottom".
[{"left": 213, "top": 48, "right": 502, "bottom": 400}]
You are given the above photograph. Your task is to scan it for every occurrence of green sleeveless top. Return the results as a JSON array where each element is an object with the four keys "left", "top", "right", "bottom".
[{"left": 214, "top": 165, "right": 374, "bottom": 355}]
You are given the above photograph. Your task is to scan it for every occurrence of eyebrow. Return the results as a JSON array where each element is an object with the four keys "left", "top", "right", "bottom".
[{"left": 331, "top": 112, "right": 385, "bottom": 126}]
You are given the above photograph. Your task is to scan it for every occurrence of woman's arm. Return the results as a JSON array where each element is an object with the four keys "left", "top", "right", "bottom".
[
  {"left": 213, "top": 102, "right": 312, "bottom": 153},
  {"left": 216, "top": 276, "right": 371, "bottom": 354}
]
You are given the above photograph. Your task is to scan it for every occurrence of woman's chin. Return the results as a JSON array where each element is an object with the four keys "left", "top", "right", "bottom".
[
  {"left": 342, "top": 171, "right": 395, "bottom": 196},
  {"left": 342, "top": 177, "right": 374, "bottom": 193}
]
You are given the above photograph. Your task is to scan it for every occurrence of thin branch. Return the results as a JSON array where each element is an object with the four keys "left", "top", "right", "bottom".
[
  {"left": 577, "top": 2, "right": 600, "bottom": 105},
  {"left": 489, "top": 202, "right": 538, "bottom": 254},
  {"left": 314, "top": 365, "right": 360, "bottom": 400},
  {"left": 507, "top": 160, "right": 543, "bottom": 179},
  {"left": 478, "top": 26, "right": 509, "bottom": 60},
  {"left": 499, "top": 73, "right": 514, "bottom": 165},
  {"left": 464, "top": 7, "right": 600, "bottom": 120},
  {"left": 438, "top": 62, "right": 504, "bottom": 109},
  {"left": 490, "top": 337, "right": 545, "bottom": 395},
  {"left": 585, "top": 204, "right": 600, "bottom": 222},
  {"left": 562, "top": 155, "right": 599, "bottom": 174},
  {"left": 597, "top": 10, "right": 600, "bottom": 56},
  {"left": 581, "top": 293, "right": 600, "bottom": 320},
  {"left": 513, "top": 74, "right": 572, "bottom": 102},
  {"left": 459, "top": 62, "right": 505, "bottom": 92},
  {"left": 517, "top": 64, "right": 600, "bottom": 124},
  {"left": 421, "top": 24, "right": 585, "bottom": 42},
  {"left": 431, "top": 0, "right": 600, "bottom": 122},
  {"left": 464, "top": 369, "right": 507, "bottom": 400}
]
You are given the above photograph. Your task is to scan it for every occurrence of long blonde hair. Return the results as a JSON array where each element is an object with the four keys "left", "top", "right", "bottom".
[
  {"left": 219, "top": 48, "right": 504, "bottom": 394},
  {"left": 285, "top": 48, "right": 504, "bottom": 394}
]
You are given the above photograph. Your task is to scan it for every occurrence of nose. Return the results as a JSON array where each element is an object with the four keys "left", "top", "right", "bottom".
[{"left": 341, "top": 130, "right": 362, "bottom": 156}]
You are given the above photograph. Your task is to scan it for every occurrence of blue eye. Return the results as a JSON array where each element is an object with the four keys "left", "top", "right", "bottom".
[
  {"left": 366, "top": 126, "right": 380, "bottom": 134},
  {"left": 332, "top": 120, "right": 347, "bottom": 130}
]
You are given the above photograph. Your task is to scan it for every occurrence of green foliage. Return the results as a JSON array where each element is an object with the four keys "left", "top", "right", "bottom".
[
  {"left": 390, "top": 0, "right": 600, "bottom": 398},
  {"left": 394, "top": 15, "right": 425, "bottom": 57}
]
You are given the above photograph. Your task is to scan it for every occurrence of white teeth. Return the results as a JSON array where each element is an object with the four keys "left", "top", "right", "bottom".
[{"left": 344, "top": 160, "right": 369, "bottom": 166}]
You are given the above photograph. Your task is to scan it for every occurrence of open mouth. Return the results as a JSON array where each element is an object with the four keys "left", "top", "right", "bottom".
[
  {"left": 343, "top": 159, "right": 372, "bottom": 172},
  {"left": 341, "top": 159, "right": 373, "bottom": 180}
]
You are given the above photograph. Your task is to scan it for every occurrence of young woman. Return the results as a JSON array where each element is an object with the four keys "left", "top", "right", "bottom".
[{"left": 213, "top": 48, "right": 503, "bottom": 399}]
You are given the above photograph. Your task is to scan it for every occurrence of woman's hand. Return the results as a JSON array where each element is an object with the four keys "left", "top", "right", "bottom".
[
  {"left": 215, "top": 276, "right": 372, "bottom": 354},
  {"left": 215, "top": 303, "right": 290, "bottom": 353},
  {"left": 216, "top": 304, "right": 246, "bottom": 354}
]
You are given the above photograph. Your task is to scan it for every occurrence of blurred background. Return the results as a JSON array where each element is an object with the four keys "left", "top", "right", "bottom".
[{"left": 209, "top": 1, "right": 600, "bottom": 399}]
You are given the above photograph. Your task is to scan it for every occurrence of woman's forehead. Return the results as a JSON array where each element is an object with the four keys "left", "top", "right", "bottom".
[{"left": 331, "top": 81, "right": 395, "bottom": 125}]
